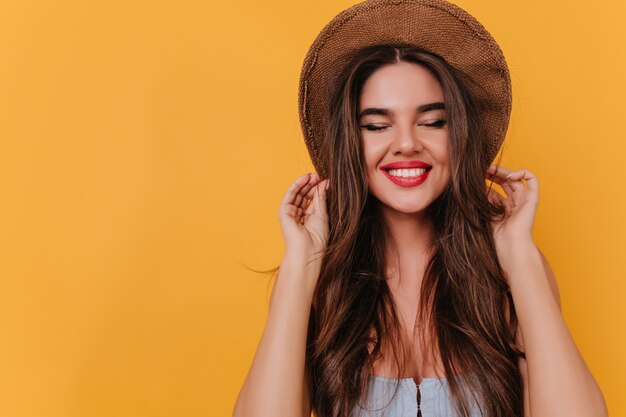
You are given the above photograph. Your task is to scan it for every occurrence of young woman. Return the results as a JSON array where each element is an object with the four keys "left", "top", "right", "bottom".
[{"left": 233, "top": 1, "right": 608, "bottom": 416}]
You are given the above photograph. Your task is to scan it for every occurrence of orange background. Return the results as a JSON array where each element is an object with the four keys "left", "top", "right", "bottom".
[{"left": 0, "top": 1, "right": 624, "bottom": 416}]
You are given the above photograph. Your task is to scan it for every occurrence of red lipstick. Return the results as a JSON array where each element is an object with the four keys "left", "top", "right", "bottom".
[
  {"left": 380, "top": 160, "right": 432, "bottom": 170},
  {"left": 380, "top": 160, "right": 432, "bottom": 187}
]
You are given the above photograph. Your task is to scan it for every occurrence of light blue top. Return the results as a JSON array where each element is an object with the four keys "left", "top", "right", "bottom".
[{"left": 350, "top": 373, "right": 485, "bottom": 417}]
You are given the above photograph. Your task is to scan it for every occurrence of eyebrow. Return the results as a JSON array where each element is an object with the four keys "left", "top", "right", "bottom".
[{"left": 358, "top": 102, "right": 446, "bottom": 119}]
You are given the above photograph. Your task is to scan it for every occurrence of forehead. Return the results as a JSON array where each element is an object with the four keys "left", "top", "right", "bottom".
[{"left": 359, "top": 62, "right": 444, "bottom": 109}]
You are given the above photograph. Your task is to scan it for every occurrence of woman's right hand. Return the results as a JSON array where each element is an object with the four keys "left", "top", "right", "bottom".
[{"left": 278, "top": 172, "right": 330, "bottom": 258}]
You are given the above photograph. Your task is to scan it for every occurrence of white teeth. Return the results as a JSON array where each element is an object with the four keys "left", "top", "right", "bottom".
[{"left": 387, "top": 168, "right": 429, "bottom": 177}]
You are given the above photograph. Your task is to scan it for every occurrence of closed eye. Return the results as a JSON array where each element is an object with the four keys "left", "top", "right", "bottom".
[
  {"left": 421, "top": 119, "right": 447, "bottom": 128},
  {"left": 359, "top": 124, "right": 387, "bottom": 131},
  {"left": 359, "top": 120, "right": 447, "bottom": 131}
]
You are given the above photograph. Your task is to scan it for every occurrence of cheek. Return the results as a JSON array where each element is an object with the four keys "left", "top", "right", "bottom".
[
  {"left": 430, "top": 140, "right": 451, "bottom": 182},
  {"left": 435, "top": 139, "right": 451, "bottom": 166},
  {"left": 362, "top": 141, "right": 385, "bottom": 170}
]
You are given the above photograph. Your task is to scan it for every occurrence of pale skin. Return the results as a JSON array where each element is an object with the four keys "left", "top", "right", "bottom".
[{"left": 232, "top": 61, "right": 608, "bottom": 417}]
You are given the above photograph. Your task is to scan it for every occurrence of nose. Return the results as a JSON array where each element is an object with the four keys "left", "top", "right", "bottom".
[{"left": 390, "top": 122, "right": 424, "bottom": 155}]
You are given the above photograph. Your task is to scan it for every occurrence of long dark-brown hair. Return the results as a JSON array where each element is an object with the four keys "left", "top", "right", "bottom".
[{"left": 300, "top": 45, "right": 525, "bottom": 417}]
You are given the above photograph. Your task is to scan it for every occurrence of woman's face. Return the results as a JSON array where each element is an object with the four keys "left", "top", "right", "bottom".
[{"left": 358, "top": 61, "right": 451, "bottom": 215}]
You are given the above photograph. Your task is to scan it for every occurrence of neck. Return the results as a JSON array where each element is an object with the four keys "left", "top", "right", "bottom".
[
  {"left": 379, "top": 205, "right": 435, "bottom": 347},
  {"left": 383, "top": 207, "right": 433, "bottom": 263},
  {"left": 381, "top": 205, "right": 435, "bottom": 284}
]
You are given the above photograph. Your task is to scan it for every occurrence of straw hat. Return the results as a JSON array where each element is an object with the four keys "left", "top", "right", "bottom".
[{"left": 298, "top": 0, "right": 512, "bottom": 179}]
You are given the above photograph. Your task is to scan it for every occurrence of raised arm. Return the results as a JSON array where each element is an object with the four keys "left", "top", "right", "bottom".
[
  {"left": 232, "top": 254, "right": 320, "bottom": 417},
  {"left": 232, "top": 173, "right": 330, "bottom": 417},
  {"left": 504, "top": 244, "right": 607, "bottom": 417},
  {"left": 487, "top": 164, "right": 608, "bottom": 417}
]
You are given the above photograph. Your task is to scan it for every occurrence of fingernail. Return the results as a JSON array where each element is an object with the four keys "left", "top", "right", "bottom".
[{"left": 325, "top": 181, "right": 329, "bottom": 190}]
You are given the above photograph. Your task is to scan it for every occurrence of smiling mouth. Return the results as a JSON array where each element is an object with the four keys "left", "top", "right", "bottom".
[
  {"left": 385, "top": 167, "right": 431, "bottom": 178},
  {"left": 382, "top": 167, "right": 431, "bottom": 187}
]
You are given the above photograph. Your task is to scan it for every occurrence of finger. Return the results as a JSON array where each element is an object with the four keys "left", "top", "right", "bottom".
[
  {"left": 507, "top": 168, "right": 539, "bottom": 194},
  {"left": 304, "top": 176, "right": 326, "bottom": 199},
  {"left": 304, "top": 178, "right": 328, "bottom": 213},
  {"left": 487, "top": 174, "right": 517, "bottom": 198},
  {"left": 488, "top": 165, "right": 532, "bottom": 184},
  {"left": 486, "top": 165, "right": 514, "bottom": 188},
  {"left": 487, "top": 188, "right": 514, "bottom": 218},
  {"left": 502, "top": 169, "right": 530, "bottom": 192},
  {"left": 294, "top": 172, "right": 321, "bottom": 208},
  {"left": 487, "top": 164, "right": 523, "bottom": 186},
  {"left": 487, "top": 166, "right": 526, "bottom": 195},
  {"left": 486, "top": 185, "right": 510, "bottom": 204},
  {"left": 307, "top": 180, "right": 330, "bottom": 226},
  {"left": 502, "top": 179, "right": 519, "bottom": 196},
  {"left": 486, "top": 187, "right": 504, "bottom": 205},
  {"left": 486, "top": 164, "right": 513, "bottom": 179},
  {"left": 486, "top": 172, "right": 507, "bottom": 186},
  {"left": 506, "top": 177, "right": 525, "bottom": 195},
  {"left": 281, "top": 173, "right": 311, "bottom": 207}
]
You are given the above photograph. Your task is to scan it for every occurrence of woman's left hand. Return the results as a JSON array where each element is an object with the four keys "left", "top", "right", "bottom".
[{"left": 485, "top": 164, "right": 539, "bottom": 255}]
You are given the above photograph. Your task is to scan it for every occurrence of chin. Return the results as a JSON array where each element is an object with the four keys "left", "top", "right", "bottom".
[
  {"left": 389, "top": 206, "right": 428, "bottom": 215},
  {"left": 374, "top": 194, "right": 432, "bottom": 215}
]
